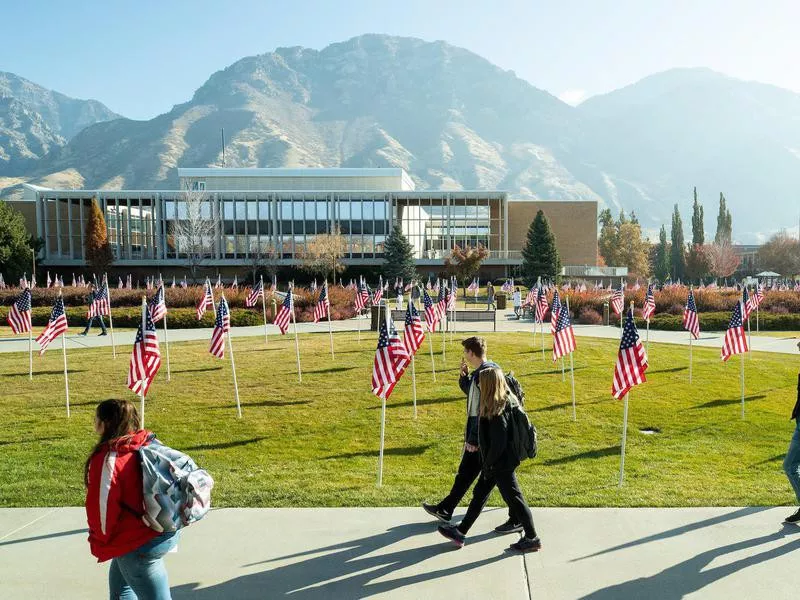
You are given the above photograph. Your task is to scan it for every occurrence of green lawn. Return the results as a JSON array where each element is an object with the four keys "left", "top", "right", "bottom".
[{"left": 0, "top": 330, "right": 798, "bottom": 509}]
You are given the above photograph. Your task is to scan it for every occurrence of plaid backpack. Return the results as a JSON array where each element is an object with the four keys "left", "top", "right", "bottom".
[{"left": 137, "top": 437, "right": 214, "bottom": 533}]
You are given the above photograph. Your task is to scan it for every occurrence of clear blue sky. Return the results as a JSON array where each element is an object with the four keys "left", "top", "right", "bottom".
[{"left": 4, "top": 0, "right": 799, "bottom": 120}]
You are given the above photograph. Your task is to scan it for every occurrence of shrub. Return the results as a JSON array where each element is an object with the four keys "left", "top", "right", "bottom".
[{"left": 577, "top": 307, "right": 603, "bottom": 325}]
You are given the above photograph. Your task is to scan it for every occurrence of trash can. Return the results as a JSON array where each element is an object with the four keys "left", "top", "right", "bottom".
[
  {"left": 603, "top": 302, "right": 609, "bottom": 326},
  {"left": 496, "top": 293, "right": 507, "bottom": 310}
]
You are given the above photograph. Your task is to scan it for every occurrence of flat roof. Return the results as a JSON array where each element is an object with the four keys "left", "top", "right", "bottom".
[{"left": 177, "top": 167, "right": 409, "bottom": 179}]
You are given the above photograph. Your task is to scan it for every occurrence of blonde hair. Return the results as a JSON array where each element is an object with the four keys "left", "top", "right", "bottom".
[{"left": 479, "top": 368, "right": 509, "bottom": 418}]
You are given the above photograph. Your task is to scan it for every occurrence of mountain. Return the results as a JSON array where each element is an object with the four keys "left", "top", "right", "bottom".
[
  {"left": 0, "top": 71, "right": 120, "bottom": 173},
  {"left": 3, "top": 37, "right": 800, "bottom": 242}
]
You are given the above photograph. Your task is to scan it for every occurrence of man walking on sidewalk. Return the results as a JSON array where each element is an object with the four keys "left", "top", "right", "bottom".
[
  {"left": 782, "top": 340, "right": 800, "bottom": 525},
  {"left": 422, "top": 336, "right": 521, "bottom": 534}
]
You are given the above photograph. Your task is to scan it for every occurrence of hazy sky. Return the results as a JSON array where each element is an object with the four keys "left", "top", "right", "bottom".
[{"left": 3, "top": 0, "right": 799, "bottom": 120}]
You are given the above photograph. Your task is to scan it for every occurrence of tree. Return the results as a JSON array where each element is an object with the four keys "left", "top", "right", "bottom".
[
  {"left": 756, "top": 231, "right": 800, "bottom": 276},
  {"left": 445, "top": 244, "right": 489, "bottom": 291},
  {"left": 714, "top": 192, "right": 732, "bottom": 245},
  {"left": 670, "top": 204, "right": 686, "bottom": 280},
  {"left": 691, "top": 187, "right": 704, "bottom": 245},
  {"left": 247, "top": 241, "right": 279, "bottom": 285},
  {"left": 382, "top": 224, "right": 416, "bottom": 282},
  {"left": 686, "top": 244, "right": 710, "bottom": 282},
  {"left": 84, "top": 197, "right": 114, "bottom": 275},
  {"left": 654, "top": 225, "right": 670, "bottom": 282},
  {"left": 520, "top": 210, "right": 561, "bottom": 284},
  {"left": 597, "top": 208, "right": 619, "bottom": 267},
  {"left": 616, "top": 222, "right": 650, "bottom": 277},
  {"left": 299, "top": 226, "right": 348, "bottom": 283},
  {"left": 171, "top": 187, "right": 220, "bottom": 282},
  {"left": 706, "top": 243, "right": 741, "bottom": 281},
  {"left": 0, "top": 200, "right": 34, "bottom": 282}
]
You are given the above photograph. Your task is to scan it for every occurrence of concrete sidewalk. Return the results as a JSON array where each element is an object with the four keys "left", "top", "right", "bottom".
[
  {"left": 1, "top": 507, "right": 798, "bottom": 598},
  {"left": 1, "top": 309, "right": 798, "bottom": 354}
]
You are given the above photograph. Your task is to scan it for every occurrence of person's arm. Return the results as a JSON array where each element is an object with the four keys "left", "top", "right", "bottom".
[
  {"left": 459, "top": 374, "right": 471, "bottom": 396},
  {"left": 481, "top": 417, "right": 508, "bottom": 473},
  {"left": 86, "top": 454, "right": 124, "bottom": 544}
]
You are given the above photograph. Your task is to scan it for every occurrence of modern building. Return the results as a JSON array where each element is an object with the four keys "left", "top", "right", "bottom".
[{"left": 12, "top": 168, "right": 598, "bottom": 278}]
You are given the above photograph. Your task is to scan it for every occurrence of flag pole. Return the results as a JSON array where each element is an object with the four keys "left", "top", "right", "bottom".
[
  {"left": 646, "top": 318, "right": 650, "bottom": 356},
  {"left": 105, "top": 273, "right": 117, "bottom": 358},
  {"left": 541, "top": 317, "right": 545, "bottom": 362},
  {"left": 746, "top": 305, "right": 752, "bottom": 359},
  {"left": 427, "top": 321, "right": 437, "bottom": 382},
  {"left": 139, "top": 296, "right": 146, "bottom": 427},
  {"left": 411, "top": 354, "right": 417, "bottom": 419},
  {"left": 163, "top": 311, "right": 172, "bottom": 382},
  {"left": 566, "top": 297, "right": 577, "bottom": 421},
  {"left": 689, "top": 333, "right": 693, "bottom": 384},
  {"left": 561, "top": 356, "right": 565, "bottom": 382},
  {"left": 260, "top": 275, "right": 269, "bottom": 346},
  {"left": 28, "top": 327, "right": 33, "bottom": 381},
  {"left": 60, "top": 290, "right": 70, "bottom": 417},
  {"left": 291, "top": 290, "right": 302, "bottom": 383},
  {"left": 378, "top": 392, "right": 386, "bottom": 487},
  {"left": 740, "top": 299, "right": 746, "bottom": 419},
  {"left": 441, "top": 312, "right": 446, "bottom": 363},
  {"left": 326, "top": 281, "right": 335, "bottom": 360},
  {"left": 619, "top": 392, "right": 629, "bottom": 487},
  {"left": 208, "top": 277, "right": 217, "bottom": 320},
  {"left": 225, "top": 296, "right": 242, "bottom": 419}
]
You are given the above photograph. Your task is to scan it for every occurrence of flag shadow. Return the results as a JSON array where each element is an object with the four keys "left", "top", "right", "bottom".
[
  {"left": 3, "top": 369, "right": 88, "bottom": 377},
  {"left": 184, "top": 437, "right": 269, "bottom": 451},
  {"left": 542, "top": 445, "right": 621, "bottom": 467},
  {"left": 172, "top": 367, "right": 223, "bottom": 374},
  {"left": 750, "top": 454, "right": 785, "bottom": 467},
  {"left": 323, "top": 444, "right": 432, "bottom": 460},
  {"left": 691, "top": 394, "right": 766, "bottom": 409},
  {"left": 303, "top": 366, "right": 358, "bottom": 374},
  {"left": 0, "top": 436, "right": 65, "bottom": 447},
  {"left": 646, "top": 366, "right": 687, "bottom": 374},
  {"left": 0, "top": 528, "right": 87, "bottom": 548},
  {"left": 366, "top": 397, "right": 462, "bottom": 410},
  {"left": 207, "top": 399, "right": 312, "bottom": 409}
]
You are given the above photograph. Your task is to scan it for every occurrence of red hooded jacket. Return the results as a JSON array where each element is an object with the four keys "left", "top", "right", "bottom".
[{"left": 85, "top": 430, "right": 158, "bottom": 562}]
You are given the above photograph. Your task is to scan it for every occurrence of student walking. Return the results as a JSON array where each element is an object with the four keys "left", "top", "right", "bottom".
[
  {"left": 80, "top": 282, "right": 107, "bottom": 336},
  {"left": 487, "top": 284, "right": 496, "bottom": 310},
  {"left": 512, "top": 287, "right": 522, "bottom": 319},
  {"left": 85, "top": 399, "right": 178, "bottom": 599},
  {"left": 422, "top": 337, "right": 519, "bottom": 534},
  {"left": 437, "top": 368, "right": 541, "bottom": 552},
  {"left": 783, "top": 340, "right": 800, "bottom": 525}
]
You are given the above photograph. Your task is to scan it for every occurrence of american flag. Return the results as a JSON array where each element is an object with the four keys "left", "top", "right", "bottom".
[
  {"left": 196, "top": 281, "right": 214, "bottom": 319},
  {"left": 447, "top": 284, "right": 457, "bottom": 311},
  {"left": 436, "top": 283, "right": 447, "bottom": 318},
  {"left": 126, "top": 274, "right": 132, "bottom": 289},
  {"left": 611, "top": 282, "right": 625, "bottom": 316},
  {"left": 536, "top": 285, "right": 549, "bottom": 323},
  {"left": 148, "top": 284, "right": 167, "bottom": 323},
  {"left": 611, "top": 307, "right": 648, "bottom": 399},
  {"left": 432, "top": 278, "right": 440, "bottom": 294},
  {"left": 467, "top": 278, "right": 478, "bottom": 293},
  {"left": 171, "top": 276, "right": 176, "bottom": 289},
  {"left": 7, "top": 288, "right": 32, "bottom": 334},
  {"left": 404, "top": 280, "right": 414, "bottom": 292},
  {"left": 422, "top": 287, "right": 439, "bottom": 332},
  {"left": 231, "top": 275, "right": 238, "bottom": 290},
  {"left": 403, "top": 301, "right": 425, "bottom": 356},
  {"left": 355, "top": 279, "right": 369, "bottom": 312},
  {"left": 552, "top": 301, "right": 577, "bottom": 361},
  {"left": 118, "top": 276, "right": 123, "bottom": 289},
  {"left": 642, "top": 283, "right": 656, "bottom": 321},
  {"left": 274, "top": 289, "right": 293, "bottom": 334},
  {"left": 501, "top": 279, "right": 514, "bottom": 293},
  {"left": 46, "top": 272, "right": 52, "bottom": 288},
  {"left": 550, "top": 289, "right": 561, "bottom": 334},
  {"left": 127, "top": 308, "right": 161, "bottom": 396},
  {"left": 524, "top": 288, "right": 536, "bottom": 307},
  {"left": 313, "top": 282, "right": 329, "bottom": 323},
  {"left": 209, "top": 296, "right": 231, "bottom": 359},
  {"left": 741, "top": 287, "right": 752, "bottom": 319},
  {"left": 246, "top": 279, "right": 264, "bottom": 307},
  {"left": 750, "top": 283, "right": 764, "bottom": 312},
  {"left": 214, "top": 275, "right": 222, "bottom": 289},
  {"left": 721, "top": 301, "right": 748, "bottom": 361},
  {"left": 310, "top": 279, "right": 317, "bottom": 292},
  {"left": 36, "top": 297, "right": 68, "bottom": 355},
  {"left": 88, "top": 282, "right": 110, "bottom": 318},
  {"left": 371, "top": 315, "right": 409, "bottom": 400},
  {"left": 682, "top": 288, "right": 700, "bottom": 340},
  {"left": 0, "top": 274, "right": 5, "bottom": 289},
  {"left": 373, "top": 279, "right": 384, "bottom": 304}
]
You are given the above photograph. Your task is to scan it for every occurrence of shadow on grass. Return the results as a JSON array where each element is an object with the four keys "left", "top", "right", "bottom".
[
  {"left": 208, "top": 399, "right": 312, "bottom": 410},
  {"left": 542, "top": 445, "right": 621, "bottom": 466},
  {"left": 518, "top": 366, "right": 589, "bottom": 377},
  {"left": 3, "top": 369, "right": 88, "bottom": 377},
  {"left": 532, "top": 398, "right": 608, "bottom": 413},
  {"left": 185, "top": 437, "right": 269, "bottom": 451},
  {"left": 304, "top": 366, "right": 358, "bottom": 374},
  {"left": 323, "top": 444, "right": 432, "bottom": 460},
  {"left": 0, "top": 436, "right": 65, "bottom": 446},
  {"left": 692, "top": 394, "right": 767, "bottom": 410},
  {"left": 367, "top": 397, "right": 462, "bottom": 410},
  {"left": 750, "top": 454, "right": 785, "bottom": 467},
  {"left": 647, "top": 366, "right": 688, "bottom": 374},
  {"left": 0, "top": 528, "right": 88, "bottom": 547},
  {"left": 172, "top": 366, "right": 223, "bottom": 374}
]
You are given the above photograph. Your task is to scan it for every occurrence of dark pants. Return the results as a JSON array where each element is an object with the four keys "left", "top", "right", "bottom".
[
  {"left": 438, "top": 450, "right": 514, "bottom": 523},
  {"left": 83, "top": 315, "right": 107, "bottom": 334},
  {"left": 458, "top": 469, "right": 536, "bottom": 539}
]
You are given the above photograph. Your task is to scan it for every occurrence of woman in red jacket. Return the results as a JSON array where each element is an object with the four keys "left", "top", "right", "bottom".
[{"left": 84, "top": 399, "right": 178, "bottom": 599}]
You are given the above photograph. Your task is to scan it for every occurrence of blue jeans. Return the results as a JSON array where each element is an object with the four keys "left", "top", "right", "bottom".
[
  {"left": 784, "top": 421, "right": 800, "bottom": 503},
  {"left": 109, "top": 531, "right": 178, "bottom": 600},
  {"left": 84, "top": 315, "right": 107, "bottom": 334}
]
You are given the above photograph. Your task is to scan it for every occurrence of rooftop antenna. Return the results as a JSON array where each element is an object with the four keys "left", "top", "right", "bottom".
[{"left": 221, "top": 128, "right": 226, "bottom": 168}]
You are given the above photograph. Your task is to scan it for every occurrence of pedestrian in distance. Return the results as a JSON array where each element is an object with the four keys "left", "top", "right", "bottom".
[
  {"left": 782, "top": 340, "right": 800, "bottom": 526},
  {"left": 422, "top": 337, "right": 521, "bottom": 533},
  {"left": 80, "top": 282, "right": 108, "bottom": 336},
  {"left": 85, "top": 399, "right": 178, "bottom": 599},
  {"left": 487, "top": 283, "right": 496, "bottom": 310},
  {"left": 513, "top": 287, "right": 522, "bottom": 319},
  {"left": 437, "top": 367, "right": 541, "bottom": 552}
]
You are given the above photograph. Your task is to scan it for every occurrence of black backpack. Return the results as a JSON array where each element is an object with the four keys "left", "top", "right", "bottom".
[
  {"left": 504, "top": 372, "right": 525, "bottom": 406},
  {"left": 509, "top": 403, "right": 538, "bottom": 461}
]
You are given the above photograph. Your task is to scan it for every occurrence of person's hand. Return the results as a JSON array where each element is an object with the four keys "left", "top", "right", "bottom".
[
  {"left": 465, "top": 443, "right": 479, "bottom": 453},
  {"left": 460, "top": 359, "right": 469, "bottom": 377}
]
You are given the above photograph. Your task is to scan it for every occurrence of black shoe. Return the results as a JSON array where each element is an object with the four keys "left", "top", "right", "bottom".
[
  {"left": 509, "top": 536, "right": 542, "bottom": 553},
  {"left": 784, "top": 508, "right": 800, "bottom": 525},
  {"left": 79, "top": 331, "right": 88, "bottom": 336},
  {"left": 98, "top": 332, "right": 108, "bottom": 336},
  {"left": 422, "top": 502, "right": 452, "bottom": 523},
  {"left": 495, "top": 519, "right": 524, "bottom": 535},
  {"left": 437, "top": 524, "right": 465, "bottom": 548}
]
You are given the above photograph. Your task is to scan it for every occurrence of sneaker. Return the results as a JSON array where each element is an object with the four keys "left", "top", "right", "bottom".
[
  {"left": 437, "top": 524, "right": 465, "bottom": 548},
  {"left": 78, "top": 332, "right": 88, "bottom": 336},
  {"left": 494, "top": 519, "right": 524, "bottom": 535},
  {"left": 784, "top": 508, "right": 800, "bottom": 525},
  {"left": 98, "top": 332, "right": 108, "bottom": 336},
  {"left": 509, "top": 536, "right": 542, "bottom": 553},
  {"left": 422, "top": 502, "right": 452, "bottom": 523}
]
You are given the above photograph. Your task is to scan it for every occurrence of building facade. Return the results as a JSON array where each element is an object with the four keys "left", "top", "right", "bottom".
[{"left": 14, "top": 168, "right": 597, "bottom": 277}]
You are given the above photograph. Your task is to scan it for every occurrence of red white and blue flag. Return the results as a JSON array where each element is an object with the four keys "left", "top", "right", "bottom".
[
  {"left": 552, "top": 302, "right": 577, "bottom": 361},
  {"left": 7, "top": 288, "right": 32, "bottom": 334},
  {"left": 246, "top": 279, "right": 264, "bottom": 307},
  {"left": 127, "top": 309, "right": 161, "bottom": 396},
  {"left": 403, "top": 301, "right": 425, "bottom": 356},
  {"left": 148, "top": 284, "right": 167, "bottom": 323},
  {"left": 274, "top": 289, "right": 293, "bottom": 335},
  {"left": 196, "top": 280, "right": 214, "bottom": 319},
  {"left": 422, "top": 287, "right": 440, "bottom": 333},
  {"left": 682, "top": 288, "right": 700, "bottom": 340},
  {"left": 550, "top": 289, "right": 561, "bottom": 334},
  {"left": 536, "top": 285, "right": 549, "bottom": 323},
  {"left": 721, "top": 301, "right": 748, "bottom": 361},
  {"left": 372, "top": 315, "right": 409, "bottom": 400},
  {"left": 741, "top": 287, "right": 752, "bottom": 320},
  {"left": 642, "top": 283, "right": 656, "bottom": 321},
  {"left": 611, "top": 282, "right": 625, "bottom": 316},
  {"left": 355, "top": 279, "right": 369, "bottom": 312},
  {"left": 209, "top": 296, "right": 230, "bottom": 358},
  {"left": 313, "top": 282, "right": 330, "bottom": 323},
  {"left": 88, "top": 281, "right": 110, "bottom": 318},
  {"left": 612, "top": 307, "right": 648, "bottom": 399},
  {"left": 36, "top": 297, "right": 68, "bottom": 355}
]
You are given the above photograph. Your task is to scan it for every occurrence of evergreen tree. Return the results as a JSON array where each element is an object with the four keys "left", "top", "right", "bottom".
[
  {"left": 0, "top": 200, "right": 34, "bottom": 282},
  {"left": 629, "top": 210, "right": 639, "bottom": 225},
  {"left": 382, "top": 224, "right": 417, "bottom": 282},
  {"left": 670, "top": 204, "right": 686, "bottom": 280},
  {"left": 84, "top": 197, "right": 114, "bottom": 275},
  {"left": 691, "top": 186, "right": 704, "bottom": 245},
  {"left": 654, "top": 225, "right": 670, "bottom": 282},
  {"left": 520, "top": 210, "right": 561, "bottom": 284},
  {"left": 597, "top": 208, "right": 619, "bottom": 267},
  {"left": 714, "top": 192, "right": 733, "bottom": 245}
]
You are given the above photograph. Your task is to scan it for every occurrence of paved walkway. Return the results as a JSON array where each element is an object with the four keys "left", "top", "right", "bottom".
[
  {"left": 1, "top": 506, "right": 797, "bottom": 598},
  {"left": 2, "top": 309, "right": 798, "bottom": 355}
]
